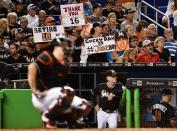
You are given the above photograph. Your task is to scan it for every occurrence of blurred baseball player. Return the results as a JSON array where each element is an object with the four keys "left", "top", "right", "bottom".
[
  {"left": 152, "top": 88, "right": 177, "bottom": 128},
  {"left": 91, "top": 69, "right": 125, "bottom": 128},
  {"left": 28, "top": 38, "right": 91, "bottom": 128}
]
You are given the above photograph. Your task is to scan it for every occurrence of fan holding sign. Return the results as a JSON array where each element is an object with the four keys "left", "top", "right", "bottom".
[{"left": 60, "top": 3, "right": 85, "bottom": 27}]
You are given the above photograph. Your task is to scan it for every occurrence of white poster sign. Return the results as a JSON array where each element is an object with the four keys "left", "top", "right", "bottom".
[
  {"left": 60, "top": 3, "right": 85, "bottom": 27},
  {"left": 33, "top": 25, "right": 65, "bottom": 43},
  {"left": 85, "top": 36, "right": 116, "bottom": 54}
]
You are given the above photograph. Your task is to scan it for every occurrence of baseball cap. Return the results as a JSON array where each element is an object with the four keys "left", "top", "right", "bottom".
[
  {"left": 142, "top": 39, "right": 152, "bottom": 47},
  {"left": 129, "top": 35, "right": 138, "bottom": 42},
  {"left": 15, "top": 0, "right": 24, "bottom": 5},
  {"left": 105, "top": 69, "right": 117, "bottom": 77},
  {"left": 92, "top": 22, "right": 102, "bottom": 28},
  {"left": 114, "top": 31, "right": 127, "bottom": 40},
  {"left": 27, "top": 4, "right": 36, "bottom": 11},
  {"left": 161, "top": 89, "right": 172, "bottom": 96},
  {"left": 124, "top": 8, "right": 136, "bottom": 15},
  {"left": 93, "top": 3, "right": 102, "bottom": 10}
]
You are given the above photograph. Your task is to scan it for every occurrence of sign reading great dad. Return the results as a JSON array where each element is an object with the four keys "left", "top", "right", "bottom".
[{"left": 60, "top": 3, "right": 85, "bottom": 27}]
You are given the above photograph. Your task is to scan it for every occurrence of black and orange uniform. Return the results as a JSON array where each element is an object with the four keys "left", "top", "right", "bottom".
[{"left": 35, "top": 50, "right": 70, "bottom": 92}]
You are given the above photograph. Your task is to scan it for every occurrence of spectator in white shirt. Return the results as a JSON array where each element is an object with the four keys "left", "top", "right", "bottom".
[{"left": 23, "top": 4, "right": 38, "bottom": 28}]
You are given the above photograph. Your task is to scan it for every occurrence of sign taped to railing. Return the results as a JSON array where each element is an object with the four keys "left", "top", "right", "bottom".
[
  {"left": 60, "top": 3, "right": 85, "bottom": 27},
  {"left": 33, "top": 25, "right": 65, "bottom": 43},
  {"left": 85, "top": 36, "right": 116, "bottom": 54}
]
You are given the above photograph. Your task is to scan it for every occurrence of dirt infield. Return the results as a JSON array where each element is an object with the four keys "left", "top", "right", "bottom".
[{"left": 1, "top": 128, "right": 177, "bottom": 131}]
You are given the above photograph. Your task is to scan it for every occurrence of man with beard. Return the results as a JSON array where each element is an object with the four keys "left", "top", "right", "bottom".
[{"left": 134, "top": 39, "right": 160, "bottom": 63}]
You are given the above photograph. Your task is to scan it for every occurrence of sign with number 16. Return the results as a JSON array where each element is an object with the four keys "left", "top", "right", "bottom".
[{"left": 60, "top": 3, "right": 85, "bottom": 27}]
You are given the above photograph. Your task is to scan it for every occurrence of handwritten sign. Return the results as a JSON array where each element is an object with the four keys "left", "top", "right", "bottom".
[
  {"left": 60, "top": 3, "right": 85, "bottom": 27},
  {"left": 85, "top": 36, "right": 116, "bottom": 54},
  {"left": 33, "top": 25, "right": 65, "bottom": 43}
]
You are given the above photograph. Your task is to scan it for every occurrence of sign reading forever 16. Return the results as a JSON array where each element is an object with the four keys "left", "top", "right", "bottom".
[{"left": 60, "top": 3, "right": 85, "bottom": 27}]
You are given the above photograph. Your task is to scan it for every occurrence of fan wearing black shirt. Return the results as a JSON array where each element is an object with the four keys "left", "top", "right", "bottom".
[{"left": 5, "top": 42, "right": 27, "bottom": 64}]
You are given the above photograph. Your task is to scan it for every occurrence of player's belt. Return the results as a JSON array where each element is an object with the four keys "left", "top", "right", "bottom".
[{"left": 103, "top": 109, "right": 117, "bottom": 113}]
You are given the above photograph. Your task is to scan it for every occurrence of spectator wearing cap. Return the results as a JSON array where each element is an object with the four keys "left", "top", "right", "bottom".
[
  {"left": 107, "top": 12, "right": 120, "bottom": 32},
  {"left": 164, "top": 28, "right": 177, "bottom": 61},
  {"left": 102, "top": 0, "right": 114, "bottom": 17},
  {"left": 134, "top": 39, "right": 160, "bottom": 63},
  {"left": 91, "top": 69, "right": 124, "bottom": 128},
  {"left": 114, "top": 0, "right": 125, "bottom": 25},
  {"left": 88, "top": 3, "right": 107, "bottom": 23},
  {"left": 31, "top": 10, "right": 46, "bottom": 27},
  {"left": 120, "top": 8, "right": 138, "bottom": 31},
  {"left": 23, "top": 4, "right": 38, "bottom": 28},
  {"left": 154, "top": 36, "right": 171, "bottom": 63},
  {"left": 152, "top": 88, "right": 177, "bottom": 128},
  {"left": 129, "top": 34, "right": 140, "bottom": 48},
  {"left": 12, "top": 0, "right": 26, "bottom": 18},
  {"left": 147, "top": 23, "right": 158, "bottom": 42},
  {"left": 0, "top": 0, "right": 8, "bottom": 19},
  {"left": 87, "top": 22, "right": 109, "bottom": 62}
]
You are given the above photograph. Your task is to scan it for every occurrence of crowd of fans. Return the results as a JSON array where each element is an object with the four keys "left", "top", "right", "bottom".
[{"left": 0, "top": 0, "right": 177, "bottom": 64}]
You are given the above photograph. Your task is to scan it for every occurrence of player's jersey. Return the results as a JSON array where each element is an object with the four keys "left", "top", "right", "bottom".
[
  {"left": 152, "top": 101, "right": 176, "bottom": 127},
  {"left": 91, "top": 82, "right": 123, "bottom": 111},
  {"left": 35, "top": 51, "right": 70, "bottom": 91}
]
